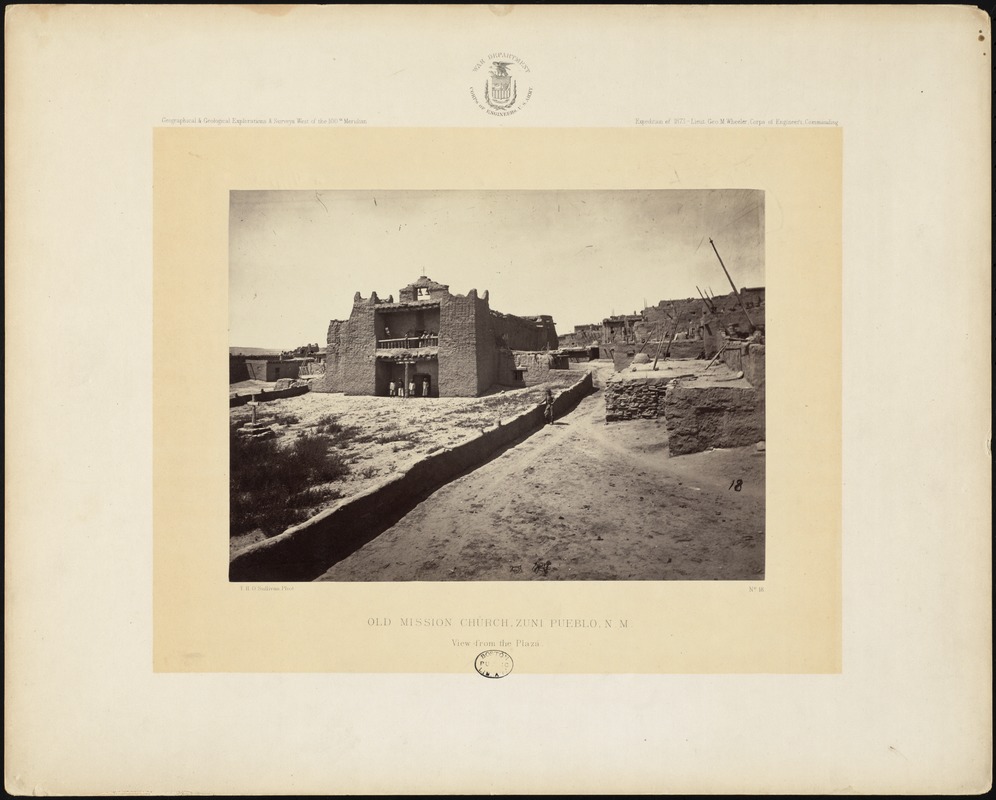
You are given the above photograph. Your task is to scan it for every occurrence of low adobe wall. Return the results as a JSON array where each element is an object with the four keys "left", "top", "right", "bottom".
[
  {"left": 612, "top": 339, "right": 705, "bottom": 371},
  {"left": 721, "top": 341, "right": 765, "bottom": 391},
  {"left": 663, "top": 383, "right": 764, "bottom": 456},
  {"left": 229, "top": 372, "right": 594, "bottom": 581},
  {"left": 229, "top": 384, "right": 309, "bottom": 408}
]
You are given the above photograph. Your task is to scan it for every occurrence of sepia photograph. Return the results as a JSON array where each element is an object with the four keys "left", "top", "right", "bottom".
[
  {"left": 6, "top": 3, "right": 990, "bottom": 795},
  {"left": 228, "top": 189, "right": 766, "bottom": 582}
]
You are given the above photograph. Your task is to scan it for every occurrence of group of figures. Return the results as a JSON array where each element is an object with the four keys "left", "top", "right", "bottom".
[
  {"left": 384, "top": 327, "right": 437, "bottom": 348},
  {"left": 388, "top": 378, "right": 430, "bottom": 398}
]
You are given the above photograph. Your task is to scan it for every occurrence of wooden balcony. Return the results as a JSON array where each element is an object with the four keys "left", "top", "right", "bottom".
[{"left": 377, "top": 335, "right": 439, "bottom": 350}]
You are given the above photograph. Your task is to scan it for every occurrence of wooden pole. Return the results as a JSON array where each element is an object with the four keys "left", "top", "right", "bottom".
[
  {"left": 636, "top": 323, "right": 660, "bottom": 354},
  {"left": 651, "top": 322, "right": 668, "bottom": 369},
  {"left": 652, "top": 308, "right": 679, "bottom": 369},
  {"left": 662, "top": 306, "right": 681, "bottom": 359},
  {"left": 703, "top": 343, "right": 728, "bottom": 371},
  {"left": 708, "top": 238, "right": 756, "bottom": 333}
]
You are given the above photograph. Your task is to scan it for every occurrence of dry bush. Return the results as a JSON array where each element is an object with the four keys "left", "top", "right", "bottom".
[{"left": 230, "top": 426, "right": 349, "bottom": 538}]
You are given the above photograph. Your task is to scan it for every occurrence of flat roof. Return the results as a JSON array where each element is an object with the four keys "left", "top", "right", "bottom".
[{"left": 375, "top": 300, "right": 441, "bottom": 311}]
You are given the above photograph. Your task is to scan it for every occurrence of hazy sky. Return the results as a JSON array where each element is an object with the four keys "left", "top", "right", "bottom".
[{"left": 230, "top": 189, "right": 764, "bottom": 349}]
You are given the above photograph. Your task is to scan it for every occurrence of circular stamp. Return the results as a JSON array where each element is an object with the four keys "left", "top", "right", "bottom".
[
  {"left": 469, "top": 53, "right": 533, "bottom": 117},
  {"left": 474, "top": 649, "right": 514, "bottom": 679}
]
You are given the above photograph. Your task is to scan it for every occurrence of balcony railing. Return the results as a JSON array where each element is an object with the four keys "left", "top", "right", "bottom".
[{"left": 377, "top": 335, "right": 439, "bottom": 349}]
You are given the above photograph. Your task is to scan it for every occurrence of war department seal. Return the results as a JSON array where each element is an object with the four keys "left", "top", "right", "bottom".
[
  {"left": 469, "top": 53, "right": 533, "bottom": 116},
  {"left": 474, "top": 649, "right": 514, "bottom": 679}
]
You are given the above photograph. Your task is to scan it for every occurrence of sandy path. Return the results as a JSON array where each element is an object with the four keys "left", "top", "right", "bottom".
[{"left": 317, "top": 385, "right": 764, "bottom": 582}]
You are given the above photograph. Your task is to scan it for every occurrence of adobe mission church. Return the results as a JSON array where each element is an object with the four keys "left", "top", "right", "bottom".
[{"left": 318, "top": 275, "right": 560, "bottom": 398}]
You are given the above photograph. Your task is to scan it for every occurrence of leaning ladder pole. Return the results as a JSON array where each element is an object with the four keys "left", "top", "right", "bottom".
[
  {"left": 703, "top": 343, "right": 729, "bottom": 371},
  {"left": 696, "top": 285, "right": 710, "bottom": 308},
  {"left": 662, "top": 304, "right": 681, "bottom": 359},
  {"left": 708, "top": 237, "right": 756, "bottom": 333},
  {"left": 652, "top": 308, "right": 679, "bottom": 370},
  {"left": 651, "top": 322, "right": 669, "bottom": 369},
  {"left": 637, "top": 323, "right": 660, "bottom": 354}
]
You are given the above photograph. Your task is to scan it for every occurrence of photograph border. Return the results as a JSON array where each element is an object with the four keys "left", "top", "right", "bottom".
[{"left": 153, "top": 125, "right": 841, "bottom": 674}]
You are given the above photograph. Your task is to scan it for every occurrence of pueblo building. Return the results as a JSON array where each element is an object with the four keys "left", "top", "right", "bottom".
[{"left": 319, "top": 275, "right": 559, "bottom": 397}]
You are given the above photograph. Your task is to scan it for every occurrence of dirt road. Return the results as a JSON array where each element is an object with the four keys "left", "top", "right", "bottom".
[{"left": 317, "top": 378, "right": 764, "bottom": 581}]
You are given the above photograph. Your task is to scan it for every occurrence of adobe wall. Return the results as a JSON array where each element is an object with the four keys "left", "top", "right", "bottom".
[
  {"left": 319, "top": 280, "right": 559, "bottom": 397},
  {"left": 612, "top": 346, "right": 639, "bottom": 372},
  {"left": 720, "top": 341, "right": 765, "bottom": 392},
  {"left": 229, "top": 384, "right": 309, "bottom": 407},
  {"left": 513, "top": 351, "right": 555, "bottom": 386},
  {"left": 246, "top": 360, "right": 300, "bottom": 382},
  {"left": 229, "top": 356, "right": 250, "bottom": 383},
  {"left": 474, "top": 294, "right": 499, "bottom": 393},
  {"left": 610, "top": 340, "right": 705, "bottom": 372},
  {"left": 744, "top": 344, "right": 765, "bottom": 390},
  {"left": 495, "top": 348, "right": 519, "bottom": 386},
  {"left": 491, "top": 310, "right": 551, "bottom": 351},
  {"left": 437, "top": 290, "right": 482, "bottom": 397},
  {"left": 702, "top": 319, "right": 723, "bottom": 359},
  {"left": 604, "top": 347, "right": 765, "bottom": 455},
  {"left": 316, "top": 319, "right": 345, "bottom": 392},
  {"left": 338, "top": 296, "right": 377, "bottom": 395},
  {"left": 534, "top": 316, "right": 559, "bottom": 350},
  {"left": 664, "top": 383, "right": 764, "bottom": 456}
]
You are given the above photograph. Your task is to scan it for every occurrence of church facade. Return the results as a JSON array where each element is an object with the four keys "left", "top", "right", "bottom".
[{"left": 318, "top": 275, "right": 559, "bottom": 397}]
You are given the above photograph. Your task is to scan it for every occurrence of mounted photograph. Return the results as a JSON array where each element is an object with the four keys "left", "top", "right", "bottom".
[{"left": 228, "top": 189, "right": 766, "bottom": 582}]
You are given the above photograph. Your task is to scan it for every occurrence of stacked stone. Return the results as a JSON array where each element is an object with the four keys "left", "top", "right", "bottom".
[{"left": 604, "top": 377, "right": 670, "bottom": 421}]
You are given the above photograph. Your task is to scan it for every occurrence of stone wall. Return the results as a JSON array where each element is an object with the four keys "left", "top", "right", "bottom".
[{"left": 604, "top": 375, "right": 669, "bottom": 421}]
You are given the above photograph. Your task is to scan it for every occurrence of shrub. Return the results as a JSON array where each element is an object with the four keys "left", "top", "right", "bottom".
[
  {"left": 313, "top": 414, "right": 362, "bottom": 446},
  {"left": 230, "top": 425, "right": 350, "bottom": 538}
]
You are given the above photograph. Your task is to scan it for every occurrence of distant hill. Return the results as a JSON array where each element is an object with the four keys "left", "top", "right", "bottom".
[{"left": 229, "top": 346, "right": 282, "bottom": 357}]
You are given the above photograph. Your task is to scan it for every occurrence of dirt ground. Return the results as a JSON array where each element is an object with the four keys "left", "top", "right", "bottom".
[{"left": 317, "top": 365, "right": 765, "bottom": 581}]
